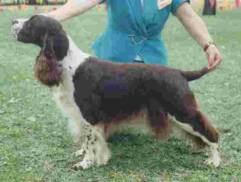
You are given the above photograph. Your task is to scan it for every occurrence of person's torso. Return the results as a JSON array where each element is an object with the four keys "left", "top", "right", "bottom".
[{"left": 93, "top": 0, "right": 186, "bottom": 64}]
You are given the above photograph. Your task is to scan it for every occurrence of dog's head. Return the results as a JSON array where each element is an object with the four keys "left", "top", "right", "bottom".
[
  {"left": 12, "top": 15, "right": 69, "bottom": 60},
  {"left": 12, "top": 15, "right": 69, "bottom": 87}
]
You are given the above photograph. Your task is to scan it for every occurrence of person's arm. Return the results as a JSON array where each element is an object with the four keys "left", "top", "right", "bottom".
[
  {"left": 46, "top": 0, "right": 102, "bottom": 21},
  {"left": 176, "top": 3, "right": 222, "bottom": 70}
]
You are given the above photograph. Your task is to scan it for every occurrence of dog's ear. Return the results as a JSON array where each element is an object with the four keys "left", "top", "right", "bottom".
[
  {"left": 52, "top": 31, "right": 69, "bottom": 61},
  {"left": 41, "top": 31, "right": 69, "bottom": 61},
  {"left": 35, "top": 34, "right": 62, "bottom": 87},
  {"left": 42, "top": 33, "right": 55, "bottom": 59}
]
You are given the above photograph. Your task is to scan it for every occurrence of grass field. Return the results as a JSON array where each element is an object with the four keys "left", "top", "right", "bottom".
[{"left": 0, "top": 7, "right": 241, "bottom": 182}]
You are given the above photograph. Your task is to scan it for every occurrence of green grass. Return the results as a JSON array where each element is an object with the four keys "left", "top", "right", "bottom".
[{"left": 0, "top": 7, "right": 241, "bottom": 182}]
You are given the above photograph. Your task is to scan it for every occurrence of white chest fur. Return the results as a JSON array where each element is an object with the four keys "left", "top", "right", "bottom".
[{"left": 51, "top": 36, "right": 89, "bottom": 142}]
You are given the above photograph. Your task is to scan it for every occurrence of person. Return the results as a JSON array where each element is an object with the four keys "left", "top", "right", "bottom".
[{"left": 45, "top": 0, "right": 222, "bottom": 69}]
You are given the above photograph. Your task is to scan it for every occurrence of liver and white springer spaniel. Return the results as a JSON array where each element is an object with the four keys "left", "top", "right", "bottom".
[{"left": 12, "top": 15, "right": 221, "bottom": 169}]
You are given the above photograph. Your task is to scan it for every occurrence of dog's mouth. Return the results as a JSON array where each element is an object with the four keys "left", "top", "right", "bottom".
[{"left": 11, "top": 18, "right": 28, "bottom": 40}]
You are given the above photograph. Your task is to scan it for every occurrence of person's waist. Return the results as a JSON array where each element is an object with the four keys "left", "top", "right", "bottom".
[{"left": 106, "top": 24, "right": 161, "bottom": 43}]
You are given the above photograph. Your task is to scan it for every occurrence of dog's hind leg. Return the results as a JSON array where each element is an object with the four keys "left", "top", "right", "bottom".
[
  {"left": 171, "top": 92, "right": 221, "bottom": 167},
  {"left": 147, "top": 99, "right": 172, "bottom": 139},
  {"left": 147, "top": 103, "right": 207, "bottom": 153},
  {"left": 170, "top": 117, "right": 207, "bottom": 153}
]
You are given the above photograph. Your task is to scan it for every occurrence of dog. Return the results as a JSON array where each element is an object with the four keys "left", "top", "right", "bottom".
[{"left": 12, "top": 15, "right": 221, "bottom": 169}]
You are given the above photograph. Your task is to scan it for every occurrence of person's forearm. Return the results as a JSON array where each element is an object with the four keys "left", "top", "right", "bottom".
[
  {"left": 46, "top": 0, "right": 102, "bottom": 21},
  {"left": 176, "top": 3, "right": 222, "bottom": 70},
  {"left": 176, "top": 3, "right": 213, "bottom": 48}
]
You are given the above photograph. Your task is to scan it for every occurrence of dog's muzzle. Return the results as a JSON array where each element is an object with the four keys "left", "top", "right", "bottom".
[{"left": 11, "top": 18, "right": 28, "bottom": 39}]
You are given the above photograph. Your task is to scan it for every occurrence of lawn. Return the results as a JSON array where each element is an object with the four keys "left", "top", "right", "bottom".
[{"left": 0, "top": 7, "right": 241, "bottom": 182}]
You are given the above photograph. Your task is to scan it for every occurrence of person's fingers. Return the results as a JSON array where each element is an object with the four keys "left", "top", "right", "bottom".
[
  {"left": 207, "top": 53, "right": 215, "bottom": 69},
  {"left": 216, "top": 53, "right": 223, "bottom": 63},
  {"left": 207, "top": 54, "right": 222, "bottom": 71},
  {"left": 213, "top": 57, "right": 221, "bottom": 68},
  {"left": 206, "top": 45, "right": 223, "bottom": 71},
  {"left": 214, "top": 53, "right": 222, "bottom": 66}
]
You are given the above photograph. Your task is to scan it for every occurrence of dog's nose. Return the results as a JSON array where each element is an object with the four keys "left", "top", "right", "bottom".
[{"left": 12, "top": 20, "right": 19, "bottom": 25}]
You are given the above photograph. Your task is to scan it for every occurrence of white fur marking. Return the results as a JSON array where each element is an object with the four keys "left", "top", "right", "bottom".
[
  {"left": 171, "top": 117, "right": 221, "bottom": 167},
  {"left": 73, "top": 125, "right": 111, "bottom": 169},
  {"left": 11, "top": 18, "right": 28, "bottom": 38},
  {"left": 51, "top": 36, "right": 90, "bottom": 142}
]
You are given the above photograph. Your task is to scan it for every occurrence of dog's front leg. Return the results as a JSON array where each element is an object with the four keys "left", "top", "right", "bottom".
[
  {"left": 52, "top": 86, "right": 86, "bottom": 143},
  {"left": 73, "top": 124, "right": 111, "bottom": 170},
  {"left": 52, "top": 87, "right": 111, "bottom": 169}
]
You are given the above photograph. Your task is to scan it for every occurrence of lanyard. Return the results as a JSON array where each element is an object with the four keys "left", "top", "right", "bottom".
[{"left": 141, "top": 0, "right": 144, "bottom": 8}]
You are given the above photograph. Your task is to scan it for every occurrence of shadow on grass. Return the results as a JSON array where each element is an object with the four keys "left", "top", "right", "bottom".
[
  {"left": 62, "top": 132, "right": 208, "bottom": 181},
  {"left": 104, "top": 132, "right": 206, "bottom": 172}
]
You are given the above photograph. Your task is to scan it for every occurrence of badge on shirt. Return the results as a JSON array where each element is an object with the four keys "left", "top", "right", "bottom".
[{"left": 157, "top": 0, "right": 173, "bottom": 9}]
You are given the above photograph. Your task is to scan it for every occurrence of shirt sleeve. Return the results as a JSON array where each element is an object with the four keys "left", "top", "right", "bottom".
[{"left": 171, "top": 0, "right": 190, "bottom": 15}]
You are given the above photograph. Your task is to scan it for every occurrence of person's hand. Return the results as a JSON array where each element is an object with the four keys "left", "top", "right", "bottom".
[{"left": 205, "top": 44, "right": 223, "bottom": 71}]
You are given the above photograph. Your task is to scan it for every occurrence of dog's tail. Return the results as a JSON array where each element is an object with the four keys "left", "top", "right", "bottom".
[{"left": 181, "top": 66, "right": 216, "bottom": 81}]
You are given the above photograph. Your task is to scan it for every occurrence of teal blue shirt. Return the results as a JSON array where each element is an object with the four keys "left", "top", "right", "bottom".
[{"left": 92, "top": 0, "right": 188, "bottom": 65}]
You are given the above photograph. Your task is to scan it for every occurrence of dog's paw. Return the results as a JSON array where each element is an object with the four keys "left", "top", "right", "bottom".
[
  {"left": 72, "top": 160, "right": 94, "bottom": 170},
  {"left": 204, "top": 156, "right": 221, "bottom": 167}
]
